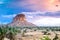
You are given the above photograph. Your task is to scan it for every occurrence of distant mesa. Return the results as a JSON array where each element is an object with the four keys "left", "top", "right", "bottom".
[{"left": 8, "top": 14, "right": 36, "bottom": 27}]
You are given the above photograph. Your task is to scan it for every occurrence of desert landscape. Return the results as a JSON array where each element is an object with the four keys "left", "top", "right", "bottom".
[
  {"left": 0, "top": 14, "right": 60, "bottom": 40},
  {"left": 0, "top": 0, "right": 60, "bottom": 40}
]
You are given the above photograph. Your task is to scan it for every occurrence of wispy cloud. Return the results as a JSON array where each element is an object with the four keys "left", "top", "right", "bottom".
[
  {"left": 0, "top": 14, "right": 17, "bottom": 24},
  {"left": 0, "top": 2, "right": 4, "bottom": 4},
  {"left": 22, "top": 11, "right": 60, "bottom": 17},
  {"left": 33, "top": 17, "right": 60, "bottom": 26},
  {"left": 1, "top": 14, "right": 16, "bottom": 18},
  {"left": 0, "top": 22, "right": 8, "bottom": 24},
  {"left": 9, "top": 0, "right": 60, "bottom": 12}
]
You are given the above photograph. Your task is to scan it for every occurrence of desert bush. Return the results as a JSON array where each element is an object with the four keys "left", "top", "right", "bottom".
[{"left": 42, "top": 31, "right": 47, "bottom": 35}]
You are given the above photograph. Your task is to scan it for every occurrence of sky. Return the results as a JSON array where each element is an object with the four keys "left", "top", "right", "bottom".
[{"left": 0, "top": 0, "right": 60, "bottom": 26}]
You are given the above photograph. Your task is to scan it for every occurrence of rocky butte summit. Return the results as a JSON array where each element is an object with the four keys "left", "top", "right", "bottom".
[{"left": 8, "top": 14, "right": 36, "bottom": 27}]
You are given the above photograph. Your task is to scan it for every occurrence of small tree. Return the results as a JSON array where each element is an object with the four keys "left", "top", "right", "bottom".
[
  {"left": 42, "top": 31, "right": 47, "bottom": 35},
  {"left": 0, "top": 26, "right": 7, "bottom": 40}
]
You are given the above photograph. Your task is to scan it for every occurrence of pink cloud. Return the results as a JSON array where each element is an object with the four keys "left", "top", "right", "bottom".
[
  {"left": 11, "top": 0, "right": 60, "bottom": 12},
  {"left": 20, "top": 0, "right": 48, "bottom": 11},
  {"left": 10, "top": 0, "right": 48, "bottom": 11}
]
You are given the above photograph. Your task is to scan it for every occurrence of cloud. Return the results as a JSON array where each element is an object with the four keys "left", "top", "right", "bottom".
[
  {"left": 9, "top": 0, "right": 47, "bottom": 11},
  {"left": 0, "top": 22, "right": 1, "bottom": 24},
  {"left": 22, "top": 11, "right": 60, "bottom": 17},
  {"left": 21, "top": 12, "right": 60, "bottom": 23},
  {"left": 1, "top": 11, "right": 60, "bottom": 19},
  {"left": 9, "top": 0, "right": 60, "bottom": 12},
  {"left": 22, "top": 12, "right": 46, "bottom": 15},
  {"left": 0, "top": 14, "right": 17, "bottom": 24},
  {"left": 0, "top": 2, "right": 4, "bottom": 4},
  {"left": 0, "top": 21, "right": 9, "bottom": 24},
  {"left": 32, "top": 17, "right": 60, "bottom": 26},
  {"left": 1, "top": 14, "right": 16, "bottom": 18},
  {"left": 21, "top": 12, "right": 60, "bottom": 26}
]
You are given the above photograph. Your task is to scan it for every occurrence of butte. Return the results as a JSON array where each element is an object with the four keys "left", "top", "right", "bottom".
[{"left": 8, "top": 14, "right": 36, "bottom": 27}]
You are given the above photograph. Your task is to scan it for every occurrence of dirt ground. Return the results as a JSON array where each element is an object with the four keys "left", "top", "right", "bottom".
[
  {"left": 15, "top": 31, "right": 60, "bottom": 40},
  {"left": 4, "top": 31, "right": 60, "bottom": 40}
]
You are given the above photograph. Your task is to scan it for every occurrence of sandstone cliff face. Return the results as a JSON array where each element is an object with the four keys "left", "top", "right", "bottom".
[{"left": 8, "top": 14, "right": 36, "bottom": 27}]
